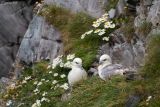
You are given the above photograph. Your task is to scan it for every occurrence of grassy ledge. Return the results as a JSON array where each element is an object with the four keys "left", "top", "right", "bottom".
[{"left": 40, "top": 5, "right": 100, "bottom": 70}]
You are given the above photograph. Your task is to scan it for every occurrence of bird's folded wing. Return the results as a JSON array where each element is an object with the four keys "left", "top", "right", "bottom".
[{"left": 101, "top": 64, "right": 123, "bottom": 77}]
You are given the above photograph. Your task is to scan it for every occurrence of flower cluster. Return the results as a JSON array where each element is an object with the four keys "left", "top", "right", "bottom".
[
  {"left": 22, "top": 76, "right": 31, "bottom": 84},
  {"left": 50, "top": 54, "right": 75, "bottom": 69},
  {"left": 31, "top": 97, "right": 50, "bottom": 107},
  {"left": 4, "top": 54, "right": 75, "bottom": 106},
  {"left": 81, "top": 13, "right": 116, "bottom": 42},
  {"left": 146, "top": 96, "right": 152, "bottom": 105}
]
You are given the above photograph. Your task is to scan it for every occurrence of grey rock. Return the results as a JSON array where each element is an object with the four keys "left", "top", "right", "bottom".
[
  {"left": 116, "top": 0, "right": 126, "bottom": 16},
  {"left": 108, "top": 8, "right": 116, "bottom": 18},
  {"left": 125, "top": 95, "right": 141, "bottom": 107},
  {"left": 134, "top": 4, "right": 148, "bottom": 28},
  {"left": 0, "top": 77, "right": 10, "bottom": 85},
  {"left": 17, "top": 16, "right": 63, "bottom": 64},
  {"left": 147, "top": 1, "right": 160, "bottom": 26},
  {"left": 0, "top": 1, "right": 33, "bottom": 77},
  {"left": 134, "top": 16, "right": 145, "bottom": 28},
  {"left": 44, "top": 0, "right": 108, "bottom": 18},
  {"left": 0, "top": 77, "right": 11, "bottom": 94},
  {"left": 88, "top": 68, "right": 98, "bottom": 76},
  {"left": 98, "top": 29, "right": 145, "bottom": 68},
  {"left": 143, "top": 0, "right": 153, "bottom": 6}
]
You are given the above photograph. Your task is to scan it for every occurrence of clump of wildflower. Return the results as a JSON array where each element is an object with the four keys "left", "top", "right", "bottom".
[
  {"left": 34, "top": 81, "right": 38, "bottom": 85},
  {"left": 37, "top": 82, "right": 42, "bottom": 86},
  {"left": 22, "top": 76, "right": 32, "bottom": 84},
  {"left": 60, "top": 83, "right": 69, "bottom": 90},
  {"left": 60, "top": 74, "right": 66, "bottom": 78},
  {"left": 41, "top": 97, "right": 50, "bottom": 102},
  {"left": 146, "top": 96, "right": 152, "bottom": 105},
  {"left": 31, "top": 100, "right": 41, "bottom": 107},
  {"left": 42, "top": 92, "right": 47, "bottom": 96},
  {"left": 102, "top": 37, "right": 110, "bottom": 42},
  {"left": 52, "top": 55, "right": 63, "bottom": 69},
  {"left": 67, "top": 54, "right": 75, "bottom": 60},
  {"left": 81, "top": 12, "right": 116, "bottom": 40},
  {"left": 52, "top": 80, "right": 58, "bottom": 85},
  {"left": 53, "top": 73, "right": 58, "bottom": 77}
]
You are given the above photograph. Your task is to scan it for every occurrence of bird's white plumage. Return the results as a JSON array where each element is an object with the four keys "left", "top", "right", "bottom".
[
  {"left": 68, "top": 58, "right": 87, "bottom": 86},
  {"left": 98, "top": 54, "right": 125, "bottom": 80}
]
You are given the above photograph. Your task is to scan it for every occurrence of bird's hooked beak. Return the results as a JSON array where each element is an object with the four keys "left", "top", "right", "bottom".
[{"left": 99, "top": 61, "right": 103, "bottom": 65}]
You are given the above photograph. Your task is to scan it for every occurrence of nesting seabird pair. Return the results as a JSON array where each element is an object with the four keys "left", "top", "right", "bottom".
[{"left": 68, "top": 54, "right": 126, "bottom": 86}]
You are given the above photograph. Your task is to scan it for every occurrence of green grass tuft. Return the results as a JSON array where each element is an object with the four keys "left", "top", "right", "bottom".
[
  {"left": 137, "top": 21, "right": 152, "bottom": 37},
  {"left": 40, "top": 5, "right": 100, "bottom": 70},
  {"left": 56, "top": 76, "right": 134, "bottom": 107}
]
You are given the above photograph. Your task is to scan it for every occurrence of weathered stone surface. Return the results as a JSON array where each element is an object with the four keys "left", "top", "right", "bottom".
[
  {"left": 17, "top": 16, "right": 63, "bottom": 64},
  {"left": 116, "top": 0, "right": 126, "bottom": 16},
  {"left": 0, "top": 1, "right": 33, "bottom": 77},
  {"left": 147, "top": 0, "right": 160, "bottom": 26},
  {"left": 44, "top": 0, "right": 108, "bottom": 18},
  {"left": 125, "top": 95, "right": 141, "bottom": 107},
  {"left": 108, "top": 8, "right": 116, "bottom": 18},
  {"left": 98, "top": 29, "right": 145, "bottom": 68}
]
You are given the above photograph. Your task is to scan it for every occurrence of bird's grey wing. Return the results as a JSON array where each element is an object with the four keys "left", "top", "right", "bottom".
[{"left": 101, "top": 64, "right": 123, "bottom": 78}]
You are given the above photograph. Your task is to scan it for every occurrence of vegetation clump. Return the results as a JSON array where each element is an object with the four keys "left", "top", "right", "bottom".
[{"left": 40, "top": 5, "right": 100, "bottom": 69}]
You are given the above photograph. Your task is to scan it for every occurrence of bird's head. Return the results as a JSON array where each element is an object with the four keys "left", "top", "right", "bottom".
[
  {"left": 99, "top": 54, "right": 112, "bottom": 66},
  {"left": 72, "top": 58, "right": 82, "bottom": 67}
]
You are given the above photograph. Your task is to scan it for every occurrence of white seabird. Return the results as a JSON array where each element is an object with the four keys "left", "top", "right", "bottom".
[
  {"left": 98, "top": 54, "right": 126, "bottom": 80},
  {"left": 68, "top": 58, "right": 87, "bottom": 86}
]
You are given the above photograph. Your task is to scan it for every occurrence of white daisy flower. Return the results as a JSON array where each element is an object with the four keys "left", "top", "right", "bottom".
[
  {"left": 41, "top": 97, "right": 50, "bottom": 102},
  {"left": 92, "top": 22, "right": 101, "bottom": 28},
  {"left": 102, "top": 37, "right": 109, "bottom": 41},
  {"left": 60, "top": 74, "right": 66, "bottom": 78},
  {"left": 98, "top": 29, "right": 106, "bottom": 36},
  {"left": 34, "top": 81, "right": 38, "bottom": 85},
  {"left": 64, "top": 61, "right": 72, "bottom": 68},
  {"left": 53, "top": 73, "right": 58, "bottom": 77},
  {"left": 42, "top": 92, "right": 48, "bottom": 96},
  {"left": 110, "top": 23, "right": 116, "bottom": 28},
  {"left": 60, "top": 62, "right": 64, "bottom": 67},
  {"left": 67, "top": 54, "right": 75, "bottom": 60},
  {"left": 47, "top": 65, "right": 51, "bottom": 69},
  {"left": 94, "top": 29, "right": 101, "bottom": 33},
  {"left": 25, "top": 76, "right": 31, "bottom": 81},
  {"left": 37, "top": 82, "right": 42, "bottom": 86},
  {"left": 52, "top": 80, "right": 58, "bottom": 84},
  {"left": 86, "top": 30, "right": 93, "bottom": 35},
  {"left": 32, "top": 100, "right": 41, "bottom": 107},
  {"left": 41, "top": 79, "right": 45, "bottom": 81},
  {"left": 22, "top": 80, "right": 27, "bottom": 84},
  {"left": 46, "top": 80, "right": 49, "bottom": 82},
  {"left": 49, "top": 71, "right": 52, "bottom": 74},
  {"left": 146, "top": 96, "right": 152, "bottom": 102},
  {"left": 81, "top": 33, "right": 86, "bottom": 39},
  {"left": 104, "top": 21, "right": 112, "bottom": 28},
  {"left": 33, "top": 88, "right": 39, "bottom": 93},
  {"left": 60, "top": 83, "right": 69, "bottom": 90}
]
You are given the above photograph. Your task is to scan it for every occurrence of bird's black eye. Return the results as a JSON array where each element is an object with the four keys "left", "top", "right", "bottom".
[
  {"left": 103, "top": 59, "right": 107, "bottom": 61},
  {"left": 75, "top": 62, "right": 79, "bottom": 64}
]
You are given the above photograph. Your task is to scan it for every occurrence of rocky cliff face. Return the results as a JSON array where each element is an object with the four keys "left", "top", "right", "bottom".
[
  {"left": 44, "top": 0, "right": 108, "bottom": 18},
  {"left": 0, "top": 1, "right": 33, "bottom": 77},
  {"left": 1, "top": 0, "right": 159, "bottom": 78},
  {"left": 16, "top": 16, "right": 62, "bottom": 64}
]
